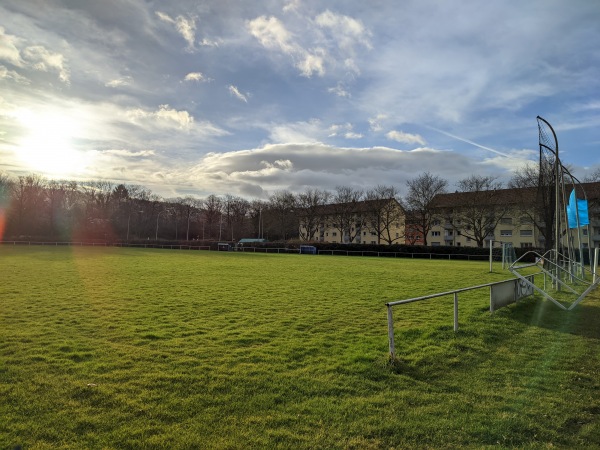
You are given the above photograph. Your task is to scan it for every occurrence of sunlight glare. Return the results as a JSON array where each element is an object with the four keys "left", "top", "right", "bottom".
[{"left": 16, "top": 109, "right": 92, "bottom": 177}]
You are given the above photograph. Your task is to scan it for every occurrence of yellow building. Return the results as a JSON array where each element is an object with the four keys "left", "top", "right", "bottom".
[
  {"left": 299, "top": 198, "right": 405, "bottom": 245},
  {"left": 427, "top": 183, "right": 600, "bottom": 249}
]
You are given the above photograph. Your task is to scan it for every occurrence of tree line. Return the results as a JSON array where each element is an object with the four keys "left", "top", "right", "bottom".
[{"left": 0, "top": 165, "right": 598, "bottom": 245}]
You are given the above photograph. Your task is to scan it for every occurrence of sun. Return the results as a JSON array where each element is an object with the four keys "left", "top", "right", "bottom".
[{"left": 15, "top": 109, "right": 93, "bottom": 177}]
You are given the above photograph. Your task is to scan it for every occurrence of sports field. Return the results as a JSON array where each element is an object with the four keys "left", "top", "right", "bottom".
[{"left": 1, "top": 246, "right": 599, "bottom": 449}]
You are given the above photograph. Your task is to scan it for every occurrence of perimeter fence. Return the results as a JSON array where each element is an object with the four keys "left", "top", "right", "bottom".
[{"left": 1, "top": 240, "right": 501, "bottom": 261}]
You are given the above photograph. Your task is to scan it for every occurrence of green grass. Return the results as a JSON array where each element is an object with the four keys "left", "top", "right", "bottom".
[{"left": 1, "top": 246, "right": 599, "bottom": 449}]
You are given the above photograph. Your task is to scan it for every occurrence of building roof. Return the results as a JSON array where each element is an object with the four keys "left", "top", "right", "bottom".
[
  {"left": 302, "top": 198, "right": 404, "bottom": 216},
  {"left": 430, "top": 181, "right": 600, "bottom": 209}
]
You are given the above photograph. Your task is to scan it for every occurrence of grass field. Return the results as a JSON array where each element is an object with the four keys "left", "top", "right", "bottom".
[{"left": 1, "top": 246, "right": 599, "bottom": 449}]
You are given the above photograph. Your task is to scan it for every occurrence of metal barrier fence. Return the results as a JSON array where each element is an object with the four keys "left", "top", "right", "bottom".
[
  {"left": 0, "top": 241, "right": 497, "bottom": 260},
  {"left": 385, "top": 276, "right": 536, "bottom": 359}
]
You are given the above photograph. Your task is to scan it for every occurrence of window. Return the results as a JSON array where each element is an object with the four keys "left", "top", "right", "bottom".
[
  {"left": 520, "top": 217, "right": 533, "bottom": 225},
  {"left": 371, "top": 231, "right": 377, "bottom": 236},
  {"left": 332, "top": 232, "right": 337, "bottom": 237},
  {"left": 363, "top": 231, "right": 366, "bottom": 236},
  {"left": 432, "top": 220, "right": 441, "bottom": 226},
  {"left": 500, "top": 217, "right": 513, "bottom": 225},
  {"left": 432, "top": 231, "right": 441, "bottom": 237},
  {"left": 583, "top": 229, "right": 588, "bottom": 236},
  {"left": 371, "top": 241, "right": 376, "bottom": 244},
  {"left": 445, "top": 230, "right": 453, "bottom": 237},
  {"left": 521, "top": 242, "right": 533, "bottom": 248},
  {"left": 520, "top": 230, "right": 533, "bottom": 237},
  {"left": 500, "top": 230, "right": 512, "bottom": 237}
]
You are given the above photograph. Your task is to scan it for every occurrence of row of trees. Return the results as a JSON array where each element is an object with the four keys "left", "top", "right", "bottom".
[
  {"left": 0, "top": 173, "right": 404, "bottom": 242},
  {"left": 1, "top": 165, "right": 597, "bottom": 245}
]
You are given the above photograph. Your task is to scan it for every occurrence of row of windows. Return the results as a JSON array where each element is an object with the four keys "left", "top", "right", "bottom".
[{"left": 432, "top": 217, "right": 534, "bottom": 226}]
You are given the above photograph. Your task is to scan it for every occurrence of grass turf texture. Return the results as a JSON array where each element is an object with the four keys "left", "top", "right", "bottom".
[{"left": 1, "top": 247, "right": 599, "bottom": 449}]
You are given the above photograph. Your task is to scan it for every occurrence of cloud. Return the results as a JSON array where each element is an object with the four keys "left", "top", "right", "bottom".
[
  {"left": 328, "top": 83, "right": 351, "bottom": 97},
  {"left": 247, "top": 9, "right": 372, "bottom": 79},
  {"left": 228, "top": 85, "right": 248, "bottom": 103},
  {"left": 368, "top": 114, "right": 387, "bottom": 132},
  {"left": 105, "top": 76, "right": 133, "bottom": 87},
  {"left": 0, "top": 28, "right": 69, "bottom": 84},
  {"left": 386, "top": 130, "right": 426, "bottom": 146},
  {"left": 345, "top": 132, "right": 363, "bottom": 139},
  {"left": 104, "top": 149, "right": 156, "bottom": 157},
  {"left": 0, "top": 65, "right": 29, "bottom": 84},
  {"left": 123, "top": 104, "right": 227, "bottom": 137},
  {"left": 184, "top": 72, "right": 209, "bottom": 82},
  {"left": 21, "top": 45, "right": 70, "bottom": 84},
  {"left": 315, "top": 10, "right": 372, "bottom": 52},
  {"left": 328, "top": 122, "right": 361, "bottom": 139},
  {"left": 179, "top": 142, "right": 521, "bottom": 197},
  {"left": 0, "top": 27, "right": 23, "bottom": 66},
  {"left": 246, "top": 15, "right": 326, "bottom": 77},
  {"left": 126, "top": 104, "right": 194, "bottom": 129},
  {"left": 156, "top": 11, "right": 196, "bottom": 50}
]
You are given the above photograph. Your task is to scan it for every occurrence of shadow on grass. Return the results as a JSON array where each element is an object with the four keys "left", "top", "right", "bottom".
[{"left": 505, "top": 295, "right": 600, "bottom": 340}]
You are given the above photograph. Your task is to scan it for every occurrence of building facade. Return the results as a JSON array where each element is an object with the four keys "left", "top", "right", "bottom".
[
  {"left": 299, "top": 198, "right": 405, "bottom": 245},
  {"left": 426, "top": 182, "right": 600, "bottom": 249}
]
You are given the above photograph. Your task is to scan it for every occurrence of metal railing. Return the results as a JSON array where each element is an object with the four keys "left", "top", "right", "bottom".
[{"left": 385, "top": 277, "right": 531, "bottom": 359}]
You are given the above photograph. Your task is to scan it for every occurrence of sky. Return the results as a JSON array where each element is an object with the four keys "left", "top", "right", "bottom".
[{"left": 1, "top": 0, "right": 599, "bottom": 200}]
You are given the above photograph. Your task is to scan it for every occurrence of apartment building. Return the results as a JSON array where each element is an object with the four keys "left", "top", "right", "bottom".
[
  {"left": 426, "top": 182, "right": 600, "bottom": 249},
  {"left": 298, "top": 198, "right": 405, "bottom": 245}
]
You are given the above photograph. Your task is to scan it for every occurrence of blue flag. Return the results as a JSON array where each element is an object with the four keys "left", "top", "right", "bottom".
[{"left": 566, "top": 189, "right": 589, "bottom": 229}]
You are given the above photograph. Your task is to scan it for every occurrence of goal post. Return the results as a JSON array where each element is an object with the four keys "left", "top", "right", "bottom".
[{"left": 489, "top": 240, "right": 515, "bottom": 272}]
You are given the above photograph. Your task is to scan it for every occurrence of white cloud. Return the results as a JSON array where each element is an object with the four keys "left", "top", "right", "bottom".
[
  {"left": 0, "top": 28, "right": 69, "bottom": 84},
  {"left": 246, "top": 15, "right": 327, "bottom": 77},
  {"left": 155, "top": 11, "right": 196, "bottom": 50},
  {"left": 104, "top": 149, "right": 156, "bottom": 157},
  {"left": 270, "top": 119, "right": 324, "bottom": 143},
  {"left": 345, "top": 132, "right": 363, "bottom": 139},
  {"left": 198, "top": 38, "right": 220, "bottom": 47},
  {"left": 386, "top": 130, "right": 426, "bottom": 146},
  {"left": 0, "top": 27, "right": 23, "bottom": 66},
  {"left": 179, "top": 142, "right": 518, "bottom": 197},
  {"left": 0, "top": 65, "right": 29, "bottom": 84},
  {"left": 247, "top": 16, "right": 294, "bottom": 54},
  {"left": 368, "top": 114, "right": 387, "bottom": 132},
  {"left": 315, "top": 10, "right": 372, "bottom": 51},
  {"left": 328, "top": 83, "right": 350, "bottom": 97},
  {"left": 126, "top": 104, "right": 194, "bottom": 129},
  {"left": 21, "top": 45, "right": 70, "bottom": 84},
  {"left": 105, "top": 76, "right": 133, "bottom": 88},
  {"left": 283, "top": 0, "right": 302, "bottom": 14},
  {"left": 228, "top": 85, "right": 248, "bottom": 103},
  {"left": 184, "top": 72, "right": 209, "bottom": 82}
]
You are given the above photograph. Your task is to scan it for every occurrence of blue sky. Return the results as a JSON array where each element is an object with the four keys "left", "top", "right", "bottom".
[{"left": 1, "top": 0, "right": 599, "bottom": 199}]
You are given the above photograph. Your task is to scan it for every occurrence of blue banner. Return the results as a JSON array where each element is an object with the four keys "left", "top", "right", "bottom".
[{"left": 567, "top": 189, "right": 589, "bottom": 229}]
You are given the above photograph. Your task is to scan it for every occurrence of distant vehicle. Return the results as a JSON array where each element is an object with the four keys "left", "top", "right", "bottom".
[{"left": 237, "top": 238, "right": 268, "bottom": 245}]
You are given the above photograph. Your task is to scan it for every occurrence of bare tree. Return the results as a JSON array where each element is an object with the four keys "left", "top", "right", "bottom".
[
  {"left": 202, "top": 195, "right": 223, "bottom": 240},
  {"left": 509, "top": 161, "right": 558, "bottom": 252},
  {"left": 584, "top": 167, "right": 600, "bottom": 183},
  {"left": 267, "top": 190, "right": 297, "bottom": 241},
  {"left": 249, "top": 199, "right": 267, "bottom": 239},
  {"left": 297, "top": 188, "right": 331, "bottom": 241},
  {"left": 449, "top": 175, "right": 509, "bottom": 248},
  {"left": 330, "top": 186, "right": 364, "bottom": 243},
  {"left": 365, "top": 185, "right": 404, "bottom": 245},
  {"left": 405, "top": 172, "right": 447, "bottom": 246},
  {"left": 9, "top": 174, "right": 46, "bottom": 236}
]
